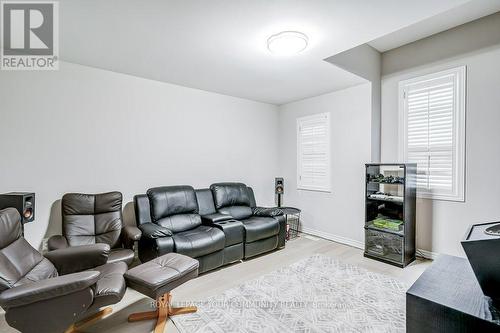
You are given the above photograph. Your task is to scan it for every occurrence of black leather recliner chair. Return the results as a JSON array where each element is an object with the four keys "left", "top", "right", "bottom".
[
  {"left": 210, "top": 182, "right": 286, "bottom": 258},
  {"left": 0, "top": 208, "right": 127, "bottom": 333},
  {"left": 134, "top": 186, "right": 227, "bottom": 273},
  {"left": 47, "top": 192, "right": 142, "bottom": 266}
]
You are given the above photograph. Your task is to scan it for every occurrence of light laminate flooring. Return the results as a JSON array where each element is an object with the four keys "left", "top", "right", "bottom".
[{"left": 0, "top": 234, "right": 432, "bottom": 333}]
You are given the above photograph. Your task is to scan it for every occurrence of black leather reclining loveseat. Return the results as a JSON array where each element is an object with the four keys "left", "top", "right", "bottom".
[
  {"left": 209, "top": 183, "right": 286, "bottom": 258},
  {"left": 134, "top": 183, "right": 285, "bottom": 273}
]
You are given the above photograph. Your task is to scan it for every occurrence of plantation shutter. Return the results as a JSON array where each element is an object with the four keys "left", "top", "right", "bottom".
[
  {"left": 297, "top": 112, "right": 330, "bottom": 192},
  {"left": 401, "top": 67, "right": 465, "bottom": 201}
]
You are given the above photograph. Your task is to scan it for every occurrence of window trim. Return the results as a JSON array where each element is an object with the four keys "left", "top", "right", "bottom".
[
  {"left": 398, "top": 66, "right": 466, "bottom": 202},
  {"left": 296, "top": 112, "right": 331, "bottom": 193}
]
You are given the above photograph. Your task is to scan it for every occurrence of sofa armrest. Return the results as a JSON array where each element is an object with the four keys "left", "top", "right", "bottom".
[
  {"left": 252, "top": 207, "right": 284, "bottom": 217},
  {"left": 201, "top": 213, "right": 233, "bottom": 224},
  {"left": 47, "top": 235, "right": 69, "bottom": 251},
  {"left": 138, "top": 236, "right": 175, "bottom": 263},
  {"left": 139, "top": 223, "right": 172, "bottom": 239},
  {"left": 122, "top": 225, "right": 142, "bottom": 249},
  {"left": 0, "top": 271, "right": 100, "bottom": 309},
  {"left": 276, "top": 215, "right": 287, "bottom": 248},
  {"left": 136, "top": 224, "right": 173, "bottom": 263},
  {"left": 45, "top": 244, "right": 110, "bottom": 275}
]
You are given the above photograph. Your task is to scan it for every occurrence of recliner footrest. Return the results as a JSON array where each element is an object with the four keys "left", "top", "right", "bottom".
[
  {"left": 223, "top": 243, "right": 244, "bottom": 264},
  {"left": 245, "top": 236, "right": 278, "bottom": 259}
]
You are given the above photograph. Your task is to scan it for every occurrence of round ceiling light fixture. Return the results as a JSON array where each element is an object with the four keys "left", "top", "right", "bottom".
[{"left": 267, "top": 31, "right": 308, "bottom": 55}]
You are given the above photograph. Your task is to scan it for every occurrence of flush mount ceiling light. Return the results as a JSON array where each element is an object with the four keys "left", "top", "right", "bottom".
[{"left": 267, "top": 31, "right": 308, "bottom": 55}]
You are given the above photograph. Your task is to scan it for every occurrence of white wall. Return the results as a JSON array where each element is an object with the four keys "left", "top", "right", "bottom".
[
  {"left": 0, "top": 62, "right": 279, "bottom": 249},
  {"left": 6, "top": 24, "right": 496, "bottom": 259},
  {"left": 326, "top": 44, "right": 382, "bottom": 162},
  {"left": 381, "top": 11, "right": 500, "bottom": 76},
  {"left": 278, "top": 83, "right": 372, "bottom": 246},
  {"left": 381, "top": 44, "right": 500, "bottom": 257}
]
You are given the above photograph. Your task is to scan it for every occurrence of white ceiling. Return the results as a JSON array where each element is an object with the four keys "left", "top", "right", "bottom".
[
  {"left": 60, "top": 0, "right": 493, "bottom": 105},
  {"left": 369, "top": 0, "right": 500, "bottom": 52}
]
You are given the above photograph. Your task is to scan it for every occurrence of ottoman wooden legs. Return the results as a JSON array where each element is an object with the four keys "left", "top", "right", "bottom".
[{"left": 128, "top": 293, "right": 197, "bottom": 333}]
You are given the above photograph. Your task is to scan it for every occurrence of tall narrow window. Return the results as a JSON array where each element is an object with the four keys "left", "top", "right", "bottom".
[
  {"left": 399, "top": 66, "right": 466, "bottom": 201},
  {"left": 297, "top": 112, "right": 330, "bottom": 192}
]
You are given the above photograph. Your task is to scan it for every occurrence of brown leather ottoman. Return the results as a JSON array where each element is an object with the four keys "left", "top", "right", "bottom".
[{"left": 125, "top": 253, "right": 199, "bottom": 333}]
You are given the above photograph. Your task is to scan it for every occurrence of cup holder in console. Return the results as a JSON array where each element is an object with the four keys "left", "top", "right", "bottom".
[{"left": 216, "top": 220, "right": 240, "bottom": 225}]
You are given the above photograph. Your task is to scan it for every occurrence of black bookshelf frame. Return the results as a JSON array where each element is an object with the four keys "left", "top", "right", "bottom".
[{"left": 364, "top": 163, "right": 416, "bottom": 268}]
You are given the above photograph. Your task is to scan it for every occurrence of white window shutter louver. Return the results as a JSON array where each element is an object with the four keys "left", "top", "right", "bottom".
[
  {"left": 297, "top": 113, "right": 330, "bottom": 192},
  {"left": 400, "top": 67, "right": 465, "bottom": 201}
]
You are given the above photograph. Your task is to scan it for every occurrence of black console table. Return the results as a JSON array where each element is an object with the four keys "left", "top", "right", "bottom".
[{"left": 407, "top": 254, "right": 500, "bottom": 332}]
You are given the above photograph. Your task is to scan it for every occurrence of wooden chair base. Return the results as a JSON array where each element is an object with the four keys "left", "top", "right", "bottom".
[
  {"left": 65, "top": 307, "right": 113, "bottom": 333},
  {"left": 128, "top": 293, "right": 197, "bottom": 333}
]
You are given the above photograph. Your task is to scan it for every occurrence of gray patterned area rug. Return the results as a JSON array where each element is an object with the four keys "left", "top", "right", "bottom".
[{"left": 171, "top": 255, "right": 407, "bottom": 332}]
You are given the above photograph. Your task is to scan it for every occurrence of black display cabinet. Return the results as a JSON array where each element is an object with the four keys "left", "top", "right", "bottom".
[{"left": 364, "top": 163, "right": 416, "bottom": 267}]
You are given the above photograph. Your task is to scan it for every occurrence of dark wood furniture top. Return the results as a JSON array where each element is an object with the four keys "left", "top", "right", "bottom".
[{"left": 407, "top": 254, "right": 500, "bottom": 332}]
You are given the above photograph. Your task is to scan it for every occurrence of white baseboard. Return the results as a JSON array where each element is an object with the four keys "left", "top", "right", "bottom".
[
  {"left": 416, "top": 248, "right": 438, "bottom": 260},
  {"left": 300, "top": 226, "right": 438, "bottom": 260},
  {"left": 300, "top": 227, "right": 365, "bottom": 250}
]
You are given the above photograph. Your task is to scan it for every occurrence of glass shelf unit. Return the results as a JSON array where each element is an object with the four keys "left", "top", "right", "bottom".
[{"left": 364, "top": 163, "right": 416, "bottom": 268}]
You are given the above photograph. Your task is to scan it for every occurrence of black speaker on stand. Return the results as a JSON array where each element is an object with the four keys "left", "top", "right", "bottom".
[
  {"left": 0, "top": 192, "right": 35, "bottom": 234},
  {"left": 275, "top": 177, "right": 284, "bottom": 207}
]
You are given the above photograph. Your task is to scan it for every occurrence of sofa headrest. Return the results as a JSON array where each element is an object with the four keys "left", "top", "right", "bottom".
[
  {"left": 195, "top": 188, "right": 216, "bottom": 215},
  {"left": 62, "top": 192, "right": 122, "bottom": 216},
  {"left": 246, "top": 186, "right": 257, "bottom": 208},
  {"left": 134, "top": 194, "right": 152, "bottom": 225},
  {"left": 210, "top": 183, "right": 251, "bottom": 209},
  {"left": 0, "top": 208, "right": 22, "bottom": 249},
  {"left": 147, "top": 185, "right": 199, "bottom": 221}
]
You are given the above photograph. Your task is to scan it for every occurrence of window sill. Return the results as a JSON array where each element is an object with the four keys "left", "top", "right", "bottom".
[
  {"left": 297, "top": 187, "right": 331, "bottom": 193},
  {"left": 417, "top": 193, "right": 465, "bottom": 202}
]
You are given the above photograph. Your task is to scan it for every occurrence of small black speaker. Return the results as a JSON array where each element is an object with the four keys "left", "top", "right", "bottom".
[
  {"left": 0, "top": 192, "right": 35, "bottom": 223},
  {"left": 275, "top": 178, "right": 284, "bottom": 207},
  {"left": 275, "top": 178, "right": 284, "bottom": 194}
]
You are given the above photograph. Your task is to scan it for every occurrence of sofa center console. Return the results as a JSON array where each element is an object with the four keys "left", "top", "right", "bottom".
[{"left": 213, "top": 220, "right": 244, "bottom": 246}]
